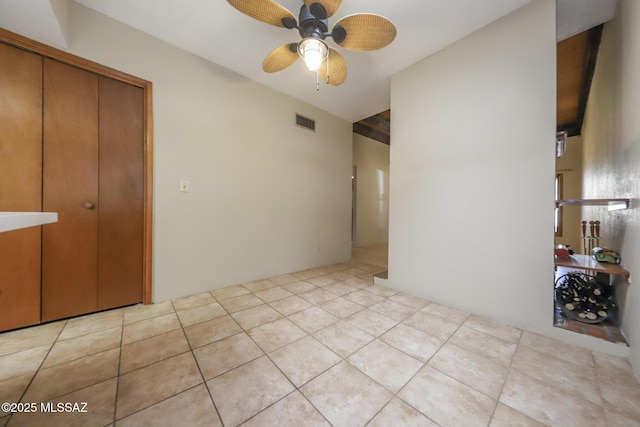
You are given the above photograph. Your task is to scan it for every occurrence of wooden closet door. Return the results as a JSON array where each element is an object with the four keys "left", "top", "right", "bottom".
[
  {"left": 42, "top": 59, "right": 99, "bottom": 322},
  {"left": 0, "top": 43, "right": 43, "bottom": 331},
  {"left": 97, "top": 76, "right": 144, "bottom": 309}
]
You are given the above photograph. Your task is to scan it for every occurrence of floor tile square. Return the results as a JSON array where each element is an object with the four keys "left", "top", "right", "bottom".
[
  {"left": 120, "top": 329, "right": 190, "bottom": 374},
  {"left": 342, "top": 289, "right": 385, "bottom": 307},
  {"left": 322, "top": 281, "right": 358, "bottom": 297},
  {"left": 232, "top": 304, "right": 282, "bottom": 330},
  {"left": 282, "top": 281, "right": 317, "bottom": 294},
  {"left": 428, "top": 342, "right": 508, "bottom": 399},
  {"left": 369, "top": 299, "right": 418, "bottom": 322},
  {"left": 207, "top": 356, "right": 294, "bottom": 426},
  {"left": 0, "top": 321, "right": 64, "bottom": 357},
  {"left": 116, "top": 352, "right": 203, "bottom": 420},
  {"left": 124, "top": 302, "right": 173, "bottom": 325},
  {"left": 270, "top": 335, "right": 341, "bottom": 386},
  {"left": 172, "top": 292, "right": 216, "bottom": 311},
  {"left": 388, "top": 292, "right": 430, "bottom": 309},
  {"left": 288, "top": 307, "right": 338, "bottom": 333},
  {"left": 499, "top": 368, "right": 607, "bottom": 427},
  {"left": 346, "top": 308, "right": 397, "bottom": 337},
  {"left": 269, "top": 273, "right": 299, "bottom": 285},
  {"left": 290, "top": 270, "right": 320, "bottom": 280},
  {"left": 319, "top": 297, "right": 365, "bottom": 318},
  {"left": 379, "top": 323, "right": 443, "bottom": 363},
  {"left": 343, "top": 277, "right": 372, "bottom": 289},
  {"left": 519, "top": 331, "right": 594, "bottom": 368},
  {"left": 210, "top": 284, "right": 249, "bottom": 301},
  {"left": 42, "top": 327, "right": 121, "bottom": 368},
  {"left": 363, "top": 284, "right": 398, "bottom": 298},
  {"left": 348, "top": 339, "right": 423, "bottom": 392},
  {"left": 313, "top": 320, "right": 374, "bottom": 358},
  {"left": 594, "top": 352, "right": 640, "bottom": 419},
  {"left": 183, "top": 315, "right": 242, "bottom": 348},
  {"left": 247, "top": 317, "right": 307, "bottom": 353},
  {"left": 9, "top": 378, "right": 117, "bottom": 427},
  {"left": 23, "top": 348, "right": 120, "bottom": 403},
  {"left": 490, "top": 403, "right": 546, "bottom": 427},
  {"left": 368, "top": 398, "right": 438, "bottom": 427},
  {"left": 254, "top": 286, "right": 294, "bottom": 303},
  {"left": 194, "top": 332, "right": 263, "bottom": 380},
  {"left": 463, "top": 315, "right": 521, "bottom": 343},
  {"left": 122, "top": 312, "right": 181, "bottom": 345},
  {"left": 399, "top": 365, "right": 495, "bottom": 427},
  {"left": 301, "top": 361, "right": 392, "bottom": 427},
  {"left": 306, "top": 276, "right": 337, "bottom": 287},
  {"left": 0, "top": 374, "right": 32, "bottom": 405},
  {"left": 421, "top": 303, "right": 470, "bottom": 324},
  {"left": 242, "top": 279, "right": 278, "bottom": 293},
  {"left": 218, "top": 293, "right": 264, "bottom": 314},
  {"left": 175, "top": 302, "right": 227, "bottom": 327},
  {"left": 268, "top": 295, "right": 313, "bottom": 316},
  {"left": 510, "top": 345, "right": 601, "bottom": 404},
  {"left": 60, "top": 309, "right": 124, "bottom": 339},
  {"left": 402, "top": 311, "right": 459, "bottom": 341},
  {"left": 448, "top": 326, "right": 517, "bottom": 368},
  {"left": 117, "top": 384, "right": 221, "bottom": 427},
  {"left": 241, "top": 391, "right": 330, "bottom": 427},
  {"left": 299, "top": 288, "right": 339, "bottom": 305},
  {"left": 0, "top": 345, "right": 51, "bottom": 383}
]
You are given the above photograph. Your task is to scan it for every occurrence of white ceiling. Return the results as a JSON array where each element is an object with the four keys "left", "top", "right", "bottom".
[{"left": 0, "top": 0, "right": 617, "bottom": 122}]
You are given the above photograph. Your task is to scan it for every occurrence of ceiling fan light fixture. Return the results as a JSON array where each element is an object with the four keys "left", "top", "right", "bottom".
[{"left": 298, "top": 38, "right": 328, "bottom": 72}]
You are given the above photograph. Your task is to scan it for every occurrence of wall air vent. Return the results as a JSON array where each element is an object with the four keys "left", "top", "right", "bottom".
[{"left": 296, "top": 114, "right": 315, "bottom": 131}]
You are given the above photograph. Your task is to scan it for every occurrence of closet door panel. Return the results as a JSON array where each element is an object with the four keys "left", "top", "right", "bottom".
[
  {"left": 42, "top": 59, "right": 99, "bottom": 321},
  {"left": 97, "top": 76, "right": 144, "bottom": 309},
  {"left": 0, "top": 43, "right": 43, "bottom": 331}
]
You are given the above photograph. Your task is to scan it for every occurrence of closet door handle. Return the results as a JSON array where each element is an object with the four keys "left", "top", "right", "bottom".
[{"left": 83, "top": 202, "right": 95, "bottom": 209}]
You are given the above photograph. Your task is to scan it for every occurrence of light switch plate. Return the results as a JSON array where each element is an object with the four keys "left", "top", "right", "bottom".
[{"left": 180, "top": 180, "right": 190, "bottom": 192}]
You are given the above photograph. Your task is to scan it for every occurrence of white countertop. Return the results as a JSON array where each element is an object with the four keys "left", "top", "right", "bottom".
[{"left": 0, "top": 212, "right": 58, "bottom": 233}]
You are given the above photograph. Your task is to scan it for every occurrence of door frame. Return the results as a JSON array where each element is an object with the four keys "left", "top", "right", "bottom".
[{"left": 0, "top": 28, "right": 154, "bottom": 305}]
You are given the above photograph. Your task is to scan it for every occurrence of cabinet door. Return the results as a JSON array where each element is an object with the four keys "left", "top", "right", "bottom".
[
  {"left": 42, "top": 59, "right": 99, "bottom": 322},
  {"left": 0, "top": 43, "right": 43, "bottom": 331},
  {"left": 97, "top": 76, "right": 144, "bottom": 309}
]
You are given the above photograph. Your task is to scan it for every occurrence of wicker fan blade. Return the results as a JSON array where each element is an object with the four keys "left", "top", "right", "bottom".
[
  {"left": 319, "top": 48, "right": 347, "bottom": 86},
  {"left": 304, "top": 0, "right": 342, "bottom": 18},
  {"left": 333, "top": 13, "right": 397, "bottom": 51},
  {"left": 228, "top": 0, "right": 296, "bottom": 28},
  {"left": 262, "top": 43, "right": 299, "bottom": 72}
]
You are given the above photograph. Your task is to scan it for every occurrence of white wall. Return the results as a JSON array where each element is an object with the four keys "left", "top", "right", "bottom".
[
  {"left": 353, "top": 134, "right": 390, "bottom": 247},
  {"left": 389, "top": 0, "right": 626, "bottom": 355},
  {"left": 580, "top": 0, "right": 640, "bottom": 374},
  {"left": 61, "top": 3, "right": 353, "bottom": 302}
]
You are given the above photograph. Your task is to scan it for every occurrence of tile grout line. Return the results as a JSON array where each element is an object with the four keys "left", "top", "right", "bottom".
[{"left": 8, "top": 318, "right": 69, "bottom": 426}]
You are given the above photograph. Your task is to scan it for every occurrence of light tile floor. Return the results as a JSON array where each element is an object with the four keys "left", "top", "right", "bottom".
[{"left": 1, "top": 248, "right": 640, "bottom": 426}]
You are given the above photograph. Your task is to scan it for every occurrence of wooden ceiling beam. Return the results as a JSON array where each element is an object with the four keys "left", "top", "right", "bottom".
[{"left": 353, "top": 122, "right": 390, "bottom": 145}]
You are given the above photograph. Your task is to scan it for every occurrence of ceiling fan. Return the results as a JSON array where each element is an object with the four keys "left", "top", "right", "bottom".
[{"left": 227, "top": 0, "right": 397, "bottom": 89}]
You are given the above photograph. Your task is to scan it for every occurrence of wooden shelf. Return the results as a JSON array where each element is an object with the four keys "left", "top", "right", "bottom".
[
  {"left": 555, "top": 254, "right": 630, "bottom": 281},
  {"left": 555, "top": 198, "right": 630, "bottom": 210}
]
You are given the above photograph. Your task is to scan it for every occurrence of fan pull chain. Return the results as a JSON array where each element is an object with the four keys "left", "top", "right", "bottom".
[
  {"left": 316, "top": 70, "right": 320, "bottom": 91},
  {"left": 326, "top": 54, "right": 330, "bottom": 85}
]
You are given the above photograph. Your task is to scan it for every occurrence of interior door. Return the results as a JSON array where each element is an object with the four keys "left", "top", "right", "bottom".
[
  {"left": 42, "top": 58, "right": 99, "bottom": 322},
  {"left": 0, "top": 43, "right": 43, "bottom": 331},
  {"left": 97, "top": 76, "right": 144, "bottom": 309}
]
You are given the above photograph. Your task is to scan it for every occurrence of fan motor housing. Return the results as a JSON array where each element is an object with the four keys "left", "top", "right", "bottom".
[{"left": 298, "top": 4, "right": 328, "bottom": 39}]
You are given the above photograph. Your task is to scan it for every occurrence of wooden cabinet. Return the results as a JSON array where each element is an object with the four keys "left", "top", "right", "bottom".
[
  {"left": 0, "top": 43, "right": 43, "bottom": 331},
  {"left": 0, "top": 34, "right": 151, "bottom": 330}
]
